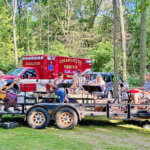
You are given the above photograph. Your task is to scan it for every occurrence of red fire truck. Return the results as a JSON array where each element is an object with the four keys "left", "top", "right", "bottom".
[{"left": 3, "top": 55, "right": 91, "bottom": 93}]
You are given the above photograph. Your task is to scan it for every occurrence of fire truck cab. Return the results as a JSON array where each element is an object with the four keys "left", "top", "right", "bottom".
[{"left": 3, "top": 55, "right": 91, "bottom": 93}]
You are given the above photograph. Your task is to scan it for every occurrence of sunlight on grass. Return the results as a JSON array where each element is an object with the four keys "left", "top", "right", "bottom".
[
  {"left": 109, "top": 120, "right": 123, "bottom": 123},
  {"left": 118, "top": 124, "right": 150, "bottom": 131},
  {"left": 0, "top": 116, "right": 150, "bottom": 150}
]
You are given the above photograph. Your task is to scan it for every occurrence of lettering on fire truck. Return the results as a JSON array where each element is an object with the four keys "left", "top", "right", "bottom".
[
  {"left": 25, "top": 62, "right": 41, "bottom": 66},
  {"left": 59, "top": 58, "right": 82, "bottom": 65},
  {"left": 64, "top": 65, "right": 77, "bottom": 69}
]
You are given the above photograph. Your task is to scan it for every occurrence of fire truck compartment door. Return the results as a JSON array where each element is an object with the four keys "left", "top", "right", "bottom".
[{"left": 20, "top": 79, "right": 37, "bottom": 92}]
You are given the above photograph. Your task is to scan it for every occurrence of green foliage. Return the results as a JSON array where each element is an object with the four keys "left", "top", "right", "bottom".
[
  {"left": 124, "top": 0, "right": 150, "bottom": 75},
  {"left": 127, "top": 75, "right": 140, "bottom": 88},
  {"left": 89, "top": 39, "right": 114, "bottom": 72},
  {"left": 0, "top": 2, "right": 13, "bottom": 72},
  {"left": 0, "top": 1, "right": 24, "bottom": 72},
  {"left": 48, "top": 41, "right": 74, "bottom": 56},
  {"left": 96, "top": 15, "right": 113, "bottom": 40},
  {"left": 0, "top": 0, "right": 149, "bottom": 81},
  {"left": 23, "top": 41, "right": 74, "bottom": 57}
]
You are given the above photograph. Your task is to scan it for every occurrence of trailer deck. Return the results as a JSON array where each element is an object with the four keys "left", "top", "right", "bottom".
[{"left": 0, "top": 91, "right": 150, "bottom": 129}]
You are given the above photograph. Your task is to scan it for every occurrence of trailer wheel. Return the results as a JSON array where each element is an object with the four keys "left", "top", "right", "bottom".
[
  {"left": 27, "top": 107, "right": 50, "bottom": 129},
  {"left": 55, "top": 107, "right": 77, "bottom": 129}
]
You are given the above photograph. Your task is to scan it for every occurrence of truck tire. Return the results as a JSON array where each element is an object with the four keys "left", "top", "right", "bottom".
[
  {"left": 55, "top": 107, "right": 77, "bottom": 129},
  {"left": 27, "top": 107, "right": 50, "bottom": 129}
]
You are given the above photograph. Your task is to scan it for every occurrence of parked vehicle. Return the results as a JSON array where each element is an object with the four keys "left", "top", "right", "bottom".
[
  {"left": 84, "top": 72, "right": 129, "bottom": 98},
  {"left": 3, "top": 55, "right": 91, "bottom": 93}
]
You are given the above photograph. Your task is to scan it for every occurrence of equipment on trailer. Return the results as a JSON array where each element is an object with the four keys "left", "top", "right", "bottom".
[
  {"left": 0, "top": 89, "right": 149, "bottom": 130},
  {"left": 2, "top": 122, "right": 19, "bottom": 129}
]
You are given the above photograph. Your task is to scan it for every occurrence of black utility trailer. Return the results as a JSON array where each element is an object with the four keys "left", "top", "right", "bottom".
[{"left": 0, "top": 93, "right": 150, "bottom": 129}]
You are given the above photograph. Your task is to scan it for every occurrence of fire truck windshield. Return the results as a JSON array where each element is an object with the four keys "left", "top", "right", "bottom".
[{"left": 7, "top": 68, "right": 26, "bottom": 76}]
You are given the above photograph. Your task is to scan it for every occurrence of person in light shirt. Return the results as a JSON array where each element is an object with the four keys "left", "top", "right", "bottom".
[{"left": 89, "top": 75, "right": 105, "bottom": 100}]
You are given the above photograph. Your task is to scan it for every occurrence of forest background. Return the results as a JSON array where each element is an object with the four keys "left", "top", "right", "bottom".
[{"left": 0, "top": 0, "right": 150, "bottom": 87}]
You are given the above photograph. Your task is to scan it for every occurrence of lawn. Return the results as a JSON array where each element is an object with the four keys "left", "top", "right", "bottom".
[{"left": 0, "top": 116, "right": 150, "bottom": 150}]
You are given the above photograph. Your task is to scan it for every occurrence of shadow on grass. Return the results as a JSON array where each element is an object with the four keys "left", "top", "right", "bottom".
[
  {"left": 1, "top": 115, "right": 55, "bottom": 128},
  {"left": 1, "top": 115, "right": 150, "bottom": 133},
  {"left": 79, "top": 118, "right": 141, "bottom": 127},
  {"left": 78, "top": 117, "right": 150, "bottom": 133},
  {"left": 1, "top": 116, "right": 28, "bottom": 127}
]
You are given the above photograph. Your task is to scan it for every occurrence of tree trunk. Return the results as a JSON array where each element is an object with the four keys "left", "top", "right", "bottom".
[
  {"left": 118, "top": 0, "right": 127, "bottom": 81},
  {"left": 67, "top": 0, "right": 70, "bottom": 32},
  {"left": 40, "top": 3, "right": 42, "bottom": 49},
  {"left": 47, "top": 0, "right": 50, "bottom": 51},
  {"left": 113, "top": 0, "right": 119, "bottom": 98},
  {"left": 17, "top": 1, "right": 22, "bottom": 47},
  {"left": 91, "top": 0, "right": 102, "bottom": 29},
  {"left": 12, "top": 0, "right": 18, "bottom": 66},
  {"left": 140, "top": 0, "right": 146, "bottom": 86},
  {"left": 26, "top": 3, "right": 30, "bottom": 52}
]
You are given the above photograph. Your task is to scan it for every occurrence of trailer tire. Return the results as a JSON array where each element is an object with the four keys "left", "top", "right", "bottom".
[
  {"left": 27, "top": 107, "right": 50, "bottom": 129},
  {"left": 55, "top": 107, "right": 77, "bottom": 129}
]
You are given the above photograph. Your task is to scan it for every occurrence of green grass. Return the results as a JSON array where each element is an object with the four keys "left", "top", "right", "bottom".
[{"left": 0, "top": 116, "right": 150, "bottom": 150}]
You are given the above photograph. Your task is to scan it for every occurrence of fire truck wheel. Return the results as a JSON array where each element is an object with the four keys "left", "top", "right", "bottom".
[
  {"left": 27, "top": 107, "right": 50, "bottom": 129},
  {"left": 55, "top": 107, "right": 77, "bottom": 129}
]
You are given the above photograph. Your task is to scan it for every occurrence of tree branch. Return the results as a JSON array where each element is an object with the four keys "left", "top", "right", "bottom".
[{"left": 6, "top": 0, "right": 12, "bottom": 10}]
